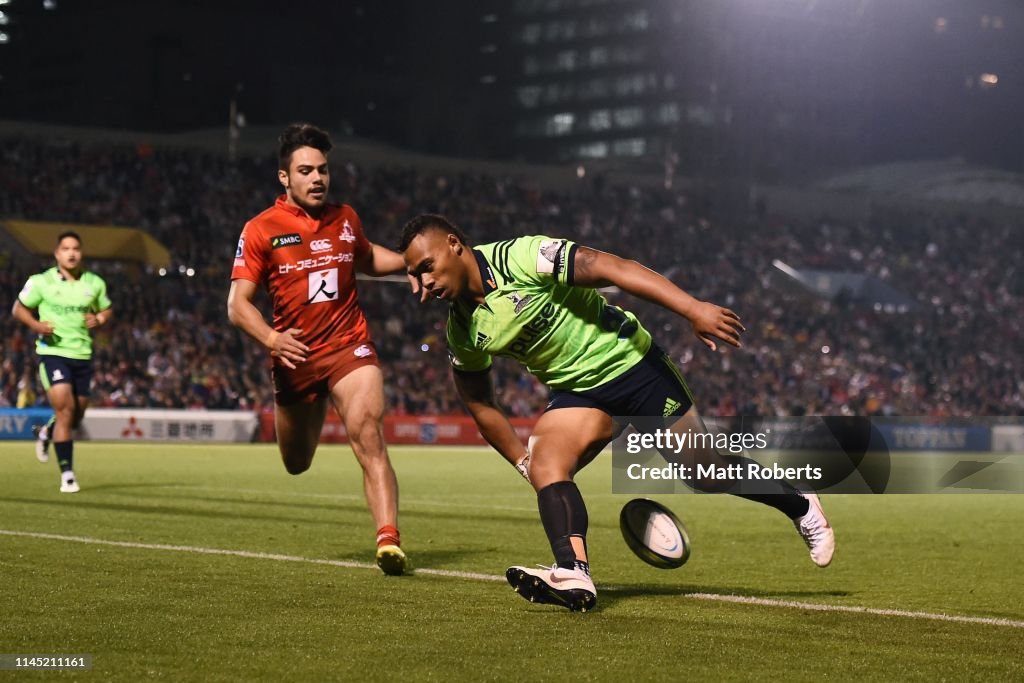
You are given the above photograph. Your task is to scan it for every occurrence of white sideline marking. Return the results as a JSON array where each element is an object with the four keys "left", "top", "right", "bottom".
[
  {"left": 682, "top": 593, "right": 1024, "bottom": 629},
  {"left": 3, "top": 528, "right": 1023, "bottom": 628},
  {"left": 0, "top": 528, "right": 502, "bottom": 583}
]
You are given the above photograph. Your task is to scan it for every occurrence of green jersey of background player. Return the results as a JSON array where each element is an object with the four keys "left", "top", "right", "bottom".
[
  {"left": 401, "top": 214, "right": 834, "bottom": 613},
  {"left": 13, "top": 230, "right": 113, "bottom": 493}
]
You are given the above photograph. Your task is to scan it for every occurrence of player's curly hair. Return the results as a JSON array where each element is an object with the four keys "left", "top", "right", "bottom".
[
  {"left": 278, "top": 123, "right": 332, "bottom": 170},
  {"left": 398, "top": 214, "right": 470, "bottom": 251}
]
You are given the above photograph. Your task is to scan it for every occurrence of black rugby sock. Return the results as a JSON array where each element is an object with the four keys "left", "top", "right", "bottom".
[
  {"left": 537, "top": 481, "right": 589, "bottom": 570},
  {"left": 54, "top": 441, "right": 73, "bottom": 473}
]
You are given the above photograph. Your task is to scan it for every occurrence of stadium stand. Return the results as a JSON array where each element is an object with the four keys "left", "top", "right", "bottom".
[{"left": 2, "top": 134, "right": 1021, "bottom": 417}]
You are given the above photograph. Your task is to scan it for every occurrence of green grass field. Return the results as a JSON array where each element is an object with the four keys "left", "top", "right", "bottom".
[{"left": 2, "top": 442, "right": 1023, "bottom": 681}]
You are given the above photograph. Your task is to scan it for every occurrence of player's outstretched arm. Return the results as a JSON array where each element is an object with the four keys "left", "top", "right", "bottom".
[
  {"left": 227, "top": 279, "right": 309, "bottom": 369},
  {"left": 453, "top": 368, "right": 529, "bottom": 469},
  {"left": 12, "top": 300, "right": 53, "bottom": 336},
  {"left": 572, "top": 246, "right": 745, "bottom": 351},
  {"left": 360, "top": 242, "right": 423, "bottom": 297},
  {"left": 359, "top": 243, "right": 410, "bottom": 277}
]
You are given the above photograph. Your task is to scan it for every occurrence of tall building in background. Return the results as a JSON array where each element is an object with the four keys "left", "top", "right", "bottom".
[
  {"left": 472, "top": 0, "right": 1022, "bottom": 178},
  {"left": 0, "top": 0, "right": 1020, "bottom": 176},
  {"left": 475, "top": 0, "right": 689, "bottom": 166}
]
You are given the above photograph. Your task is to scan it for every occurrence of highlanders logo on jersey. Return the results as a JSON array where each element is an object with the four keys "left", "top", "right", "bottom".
[{"left": 506, "top": 291, "right": 533, "bottom": 315}]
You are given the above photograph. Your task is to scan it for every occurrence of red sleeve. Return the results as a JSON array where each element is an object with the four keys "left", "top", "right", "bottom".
[
  {"left": 230, "top": 222, "right": 268, "bottom": 283},
  {"left": 349, "top": 208, "right": 372, "bottom": 261}
]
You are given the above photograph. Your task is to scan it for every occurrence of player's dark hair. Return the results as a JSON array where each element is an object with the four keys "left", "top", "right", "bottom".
[
  {"left": 56, "top": 230, "right": 81, "bottom": 245},
  {"left": 398, "top": 214, "right": 469, "bottom": 251},
  {"left": 278, "top": 123, "right": 332, "bottom": 170}
]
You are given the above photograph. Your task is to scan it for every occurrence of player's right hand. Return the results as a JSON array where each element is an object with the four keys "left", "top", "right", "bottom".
[
  {"left": 269, "top": 328, "right": 309, "bottom": 369},
  {"left": 36, "top": 320, "right": 55, "bottom": 336}
]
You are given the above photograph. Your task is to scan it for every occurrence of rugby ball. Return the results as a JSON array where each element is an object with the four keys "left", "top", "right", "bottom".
[{"left": 619, "top": 498, "right": 691, "bottom": 569}]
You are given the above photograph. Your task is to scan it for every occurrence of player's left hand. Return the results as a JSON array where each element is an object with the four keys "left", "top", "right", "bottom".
[
  {"left": 84, "top": 312, "right": 102, "bottom": 329},
  {"left": 690, "top": 301, "right": 744, "bottom": 351}
]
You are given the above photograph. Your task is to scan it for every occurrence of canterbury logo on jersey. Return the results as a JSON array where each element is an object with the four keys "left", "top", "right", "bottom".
[
  {"left": 310, "top": 239, "right": 333, "bottom": 252},
  {"left": 271, "top": 233, "right": 303, "bottom": 249}
]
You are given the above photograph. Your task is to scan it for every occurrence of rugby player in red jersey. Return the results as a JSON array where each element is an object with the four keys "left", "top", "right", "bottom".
[{"left": 227, "top": 123, "right": 410, "bottom": 575}]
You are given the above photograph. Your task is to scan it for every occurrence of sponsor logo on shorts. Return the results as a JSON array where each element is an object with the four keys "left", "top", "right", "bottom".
[
  {"left": 271, "top": 233, "right": 303, "bottom": 249},
  {"left": 354, "top": 344, "right": 373, "bottom": 358},
  {"left": 663, "top": 398, "right": 682, "bottom": 416},
  {"left": 339, "top": 220, "right": 357, "bottom": 243},
  {"left": 310, "top": 239, "right": 333, "bottom": 253},
  {"left": 53, "top": 369, "right": 64, "bottom": 381}
]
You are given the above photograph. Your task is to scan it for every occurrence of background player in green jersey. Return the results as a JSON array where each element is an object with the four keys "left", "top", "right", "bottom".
[
  {"left": 401, "top": 214, "right": 834, "bottom": 612},
  {"left": 13, "top": 231, "right": 113, "bottom": 493}
]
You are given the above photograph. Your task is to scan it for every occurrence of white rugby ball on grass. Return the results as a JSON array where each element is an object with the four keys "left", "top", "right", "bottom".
[{"left": 619, "top": 498, "right": 691, "bottom": 569}]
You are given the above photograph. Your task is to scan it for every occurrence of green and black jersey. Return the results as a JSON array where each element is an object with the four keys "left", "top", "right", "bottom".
[
  {"left": 447, "top": 235, "right": 651, "bottom": 391},
  {"left": 17, "top": 267, "right": 111, "bottom": 360}
]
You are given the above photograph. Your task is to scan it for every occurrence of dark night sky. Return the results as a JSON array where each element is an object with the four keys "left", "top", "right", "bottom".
[{"left": 1, "top": 0, "right": 1022, "bottom": 173}]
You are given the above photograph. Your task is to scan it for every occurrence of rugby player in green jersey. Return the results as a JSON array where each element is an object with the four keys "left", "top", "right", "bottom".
[
  {"left": 401, "top": 214, "right": 833, "bottom": 612},
  {"left": 13, "top": 231, "right": 113, "bottom": 493}
]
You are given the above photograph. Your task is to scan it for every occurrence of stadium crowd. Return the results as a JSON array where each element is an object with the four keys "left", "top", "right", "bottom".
[{"left": 1, "top": 136, "right": 1021, "bottom": 417}]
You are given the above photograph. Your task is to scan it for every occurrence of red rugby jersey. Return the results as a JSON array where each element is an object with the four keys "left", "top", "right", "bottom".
[{"left": 231, "top": 196, "right": 372, "bottom": 354}]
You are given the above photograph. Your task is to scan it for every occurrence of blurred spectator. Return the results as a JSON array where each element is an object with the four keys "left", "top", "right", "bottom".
[{"left": 1, "top": 136, "right": 1021, "bottom": 417}]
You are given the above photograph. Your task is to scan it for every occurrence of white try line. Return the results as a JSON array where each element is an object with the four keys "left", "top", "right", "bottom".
[{"left": 2, "top": 528, "right": 1023, "bottom": 629}]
